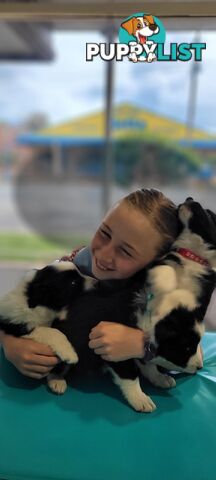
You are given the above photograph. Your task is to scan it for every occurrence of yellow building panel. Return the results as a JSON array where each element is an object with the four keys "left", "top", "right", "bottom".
[{"left": 39, "top": 104, "right": 213, "bottom": 141}]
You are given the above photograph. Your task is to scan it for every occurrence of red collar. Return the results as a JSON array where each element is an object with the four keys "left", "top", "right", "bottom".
[{"left": 176, "top": 248, "right": 210, "bottom": 267}]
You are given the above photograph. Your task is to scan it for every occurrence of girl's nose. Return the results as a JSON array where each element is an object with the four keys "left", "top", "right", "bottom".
[{"left": 99, "top": 244, "right": 115, "bottom": 263}]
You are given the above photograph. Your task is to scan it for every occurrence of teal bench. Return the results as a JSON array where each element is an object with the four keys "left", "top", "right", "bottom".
[{"left": 0, "top": 332, "right": 215, "bottom": 480}]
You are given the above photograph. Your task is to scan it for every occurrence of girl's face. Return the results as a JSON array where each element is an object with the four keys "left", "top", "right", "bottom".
[{"left": 90, "top": 201, "right": 162, "bottom": 280}]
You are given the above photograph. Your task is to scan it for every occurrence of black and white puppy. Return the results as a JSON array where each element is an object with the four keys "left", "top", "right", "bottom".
[
  {"left": 0, "top": 199, "right": 215, "bottom": 413},
  {"left": 0, "top": 262, "right": 97, "bottom": 365},
  {"left": 135, "top": 198, "right": 216, "bottom": 395}
]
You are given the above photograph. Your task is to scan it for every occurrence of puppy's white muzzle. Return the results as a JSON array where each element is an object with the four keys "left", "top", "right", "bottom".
[{"left": 185, "top": 344, "right": 203, "bottom": 373}]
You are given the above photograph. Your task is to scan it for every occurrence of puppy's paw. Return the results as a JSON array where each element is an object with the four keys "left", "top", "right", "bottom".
[
  {"left": 152, "top": 373, "right": 176, "bottom": 389},
  {"left": 137, "top": 56, "right": 147, "bottom": 62},
  {"left": 47, "top": 375, "right": 67, "bottom": 395},
  {"left": 58, "top": 343, "right": 78, "bottom": 365},
  {"left": 128, "top": 53, "right": 138, "bottom": 63},
  {"left": 130, "top": 393, "right": 157, "bottom": 413},
  {"left": 147, "top": 52, "right": 157, "bottom": 62},
  {"left": 25, "top": 327, "right": 79, "bottom": 364},
  {"left": 138, "top": 363, "right": 176, "bottom": 389}
]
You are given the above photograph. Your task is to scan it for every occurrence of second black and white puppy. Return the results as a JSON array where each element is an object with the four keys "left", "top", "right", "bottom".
[{"left": 135, "top": 198, "right": 216, "bottom": 388}]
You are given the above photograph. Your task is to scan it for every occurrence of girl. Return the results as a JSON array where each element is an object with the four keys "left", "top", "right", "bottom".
[{"left": 0, "top": 188, "right": 179, "bottom": 378}]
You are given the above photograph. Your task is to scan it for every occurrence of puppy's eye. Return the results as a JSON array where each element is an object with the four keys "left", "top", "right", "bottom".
[{"left": 137, "top": 23, "right": 142, "bottom": 28}]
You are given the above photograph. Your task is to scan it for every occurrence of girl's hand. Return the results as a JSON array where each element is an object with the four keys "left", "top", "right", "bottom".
[
  {"left": 1, "top": 334, "right": 59, "bottom": 379},
  {"left": 89, "top": 323, "right": 204, "bottom": 367},
  {"left": 88, "top": 321, "right": 145, "bottom": 362}
]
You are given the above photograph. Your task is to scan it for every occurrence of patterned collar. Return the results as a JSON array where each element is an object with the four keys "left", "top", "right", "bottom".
[{"left": 176, "top": 248, "right": 210, "bottom": 267}]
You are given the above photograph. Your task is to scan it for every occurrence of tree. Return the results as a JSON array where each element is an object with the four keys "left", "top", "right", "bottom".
[
  {"left": 23, "top": 113, "right": 49, "bottom": 132},
  {"left": 113, "top": 138, "right": 201, "bottom": 186}
]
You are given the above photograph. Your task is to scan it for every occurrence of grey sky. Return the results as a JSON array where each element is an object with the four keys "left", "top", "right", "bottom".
[{"left": 0, "top": 30, "right": 215, "bottom": 134}]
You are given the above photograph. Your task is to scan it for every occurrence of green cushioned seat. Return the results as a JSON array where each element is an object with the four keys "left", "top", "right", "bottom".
[{"left": 0, "top": 333, "right": 216, "bottom": 480}]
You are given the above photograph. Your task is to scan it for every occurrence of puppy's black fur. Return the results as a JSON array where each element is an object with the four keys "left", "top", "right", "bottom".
[
  {"left": 0, "top": 266, "right": 86, "bottom": 337},
  {"left": 52, "top": 269, "right": 147, "bottom": 372},
  {"left": 26, "top": 266, "right": 85, "bottom": 310}
]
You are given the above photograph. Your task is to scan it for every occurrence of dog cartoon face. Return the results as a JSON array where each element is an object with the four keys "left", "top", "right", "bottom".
[
  {"left": 178, "top": 198, "right": 216, "bottom": 249},
  {"left": 121, "top": 15, "right": 159, "bottom": 44}
]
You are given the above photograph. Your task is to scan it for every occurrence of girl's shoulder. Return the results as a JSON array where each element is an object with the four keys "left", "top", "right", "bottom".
[
  {"left": 60, "top": 245, "right": 85, "bottom": 263},
  {"left": 60, "top": 246, "right": 95, "bottom": 278}
]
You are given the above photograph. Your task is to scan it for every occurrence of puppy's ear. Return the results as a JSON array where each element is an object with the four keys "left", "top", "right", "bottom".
[
  {"left": 144, "top": 15, "right": 155, "bottom": 26},
  {"left": 121, "top": 18, "right": 136, "bottom": 35},
  {"left": 27, "top": 283, "right": 49, "bottom": 308}
]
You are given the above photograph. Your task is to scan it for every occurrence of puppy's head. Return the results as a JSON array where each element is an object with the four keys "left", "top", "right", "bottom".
[
  {"left": 121, "top": 15, "right": 159, "bottom": 41},
  {"left": 26, "top": 265, "right": 84, "bottom": 311},
  {"left": 178, "top": 197, "right": 216, "bottom": 249},
  {"left": 143, "top": 15, "right": 159, "bottom": 33},
  {"left": 153, "top": 308, "right": 204, "bottom": 373}
]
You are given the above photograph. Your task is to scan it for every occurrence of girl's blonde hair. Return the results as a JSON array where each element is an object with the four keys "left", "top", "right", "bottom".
[{"left": 123, "top": 188, "right": 179, "bottom": 259}]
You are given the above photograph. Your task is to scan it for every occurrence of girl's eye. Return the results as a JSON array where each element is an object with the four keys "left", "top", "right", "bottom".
[
  {"left": 99, "top": 229, "right": 111, "bottom": 239},
  {"left": 120, "top": 248, "right": 132, "bottom": 257}
]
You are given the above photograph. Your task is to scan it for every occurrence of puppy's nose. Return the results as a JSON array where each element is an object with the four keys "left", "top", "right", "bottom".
[
  {"left": 196, "top": 344, "right": 203, "bottom": 369},
  {"left": 150, "top": 24, "right": 158, "bottom": 32},
  {"left": 196, "top": 359, "right": 203, "bottom": 370},
  {"left": 186, "top": 196, "right": 194, "bottom": 202}
]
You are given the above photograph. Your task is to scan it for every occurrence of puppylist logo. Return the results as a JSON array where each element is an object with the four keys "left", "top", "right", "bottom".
[{"left": 86, "top": 12, "right": 206, "bottom": 63}]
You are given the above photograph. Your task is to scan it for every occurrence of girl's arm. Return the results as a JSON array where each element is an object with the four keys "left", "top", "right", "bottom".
[
  {"left": 88, "top": 322, "right": 204, "bottom": 363},
  {"left": 88, "top": 322, "right": 145, "bottom": 362},
  {"left": 0, "top": 330, "right": 59, "bottom": 379}
]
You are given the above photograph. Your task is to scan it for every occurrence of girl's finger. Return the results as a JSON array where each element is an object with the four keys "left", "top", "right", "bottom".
[
  {"left": 88, "top": 338, "right": 104, "bottom": 349},
  {"left": 89, "top": 322, "right": 106, "bottom": 338},
  {"left": 101, "top": 355, "right": 111, "bottom": 361},
  {"left": 27, "top": 355, "right": 59, "bottom": 367},
  {"left": 25, "top": 364, "right": 53, "bottom": 375},
  {"left": 93, "top": 347, "right": 108, "bottom": 355},
  {"left": 21, "top": 371, "right": 48, "bottom": 380},
  {"left": 28, "top": 341, "right": 57, "bottom": 357},
  {"left": 89, "top": 329, "right": 102, "bottom": 339}
]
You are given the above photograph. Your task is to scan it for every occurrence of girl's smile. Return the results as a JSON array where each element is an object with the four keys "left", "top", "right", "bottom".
[{"left": 95, "top": 258, "right": 115, "bottom": 272}]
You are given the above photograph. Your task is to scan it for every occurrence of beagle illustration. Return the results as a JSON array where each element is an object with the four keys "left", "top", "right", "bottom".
[{"left": 121, "top": 15, "right": 159, "bottom": 62}]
